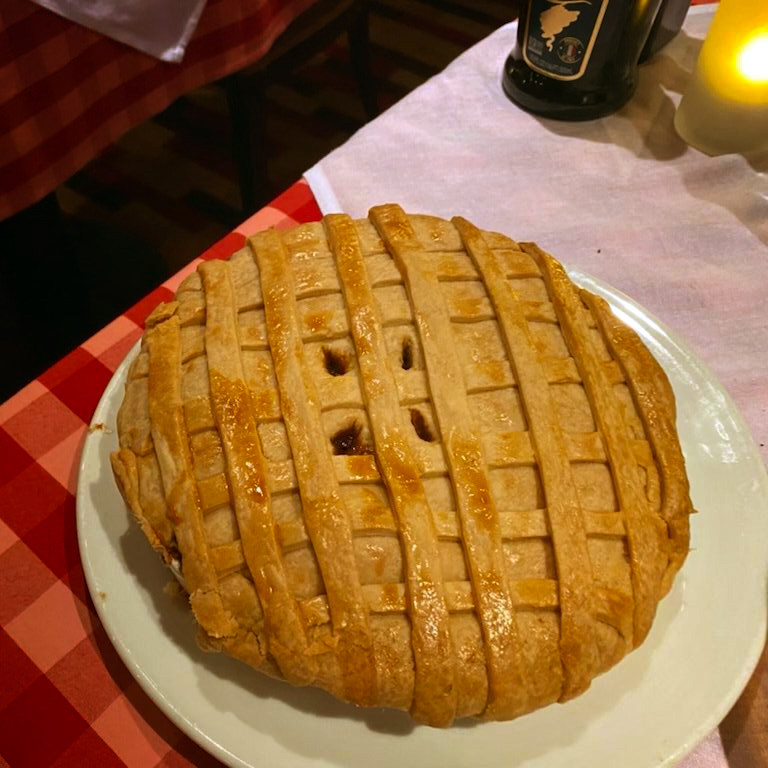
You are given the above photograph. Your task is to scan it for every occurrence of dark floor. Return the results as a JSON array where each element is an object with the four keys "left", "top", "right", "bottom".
[{"left": 0, "top": 0, "right": 517, "bottom": 403}]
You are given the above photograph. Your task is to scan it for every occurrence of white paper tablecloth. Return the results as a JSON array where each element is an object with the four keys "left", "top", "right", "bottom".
[
  {"left": 306, "top": 7, "right": 767, "bottom": 474},
  {"left": 305, "top": 8, "right": 767, "bottom": 765}
]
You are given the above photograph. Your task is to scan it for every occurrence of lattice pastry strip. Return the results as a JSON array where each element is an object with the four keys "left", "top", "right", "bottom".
[
  {"left": 529, "top": 245, "right": 670, "bottom": 645},
  {"left": 328, "top": 212, "right": 457, "bottom": 725},
  {"left": 454, "top": 216, "right": 600, "bottom": 699},
  {"left": 111, "top": 204, "right": 693, "bottom": 727},
  {"left": 251, "top": 228, "right": 378, "bottom": 704},
  {"left": 371, "top": 204, "right": 531, "bottom": 719}
]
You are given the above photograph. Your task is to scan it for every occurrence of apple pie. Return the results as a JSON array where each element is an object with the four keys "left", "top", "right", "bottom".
[{"left": 111, "top": 204, "right": 692, "bottom": 726}]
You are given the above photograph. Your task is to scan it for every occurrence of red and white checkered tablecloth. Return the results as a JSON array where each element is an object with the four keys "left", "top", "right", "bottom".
[
  {"left": 0, "top": 0, "right": 319, "bottom": 222},
  {"left": 0, "top": 179, "right": 321, "bottom": 768}
]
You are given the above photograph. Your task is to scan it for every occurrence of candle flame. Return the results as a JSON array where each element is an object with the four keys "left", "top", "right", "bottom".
[{"left": 738, "top": 34, "right": 768, "bottom": 84}]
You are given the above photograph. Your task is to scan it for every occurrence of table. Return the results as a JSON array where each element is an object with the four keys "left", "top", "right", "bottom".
[
  {"left": 2, "top": 5, "right": 767, "bottom": 767},
  {"left": 0, "top": 0, "right": 320, "bottom": 221}
]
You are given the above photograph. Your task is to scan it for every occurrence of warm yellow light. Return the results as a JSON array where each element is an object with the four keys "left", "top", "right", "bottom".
[
  {"left": 675, "top": 0, "right": 768, "bottom": 154},
  {"left": 738, "top": 34, "right": 768, "bottom": 83}
]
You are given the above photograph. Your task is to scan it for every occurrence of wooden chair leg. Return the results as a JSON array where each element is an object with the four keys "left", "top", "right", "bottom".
[
  {"left": 225, "top": 73, "right": 269, "bottom": 214},
  {"left": 348, "top": 1, "right": 378, "bottom": 120},
  {"left": 224, "top": 0, "right": 378, "bottom": 213}
]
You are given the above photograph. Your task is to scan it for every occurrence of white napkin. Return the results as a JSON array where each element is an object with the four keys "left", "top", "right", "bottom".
[{"left": 30, "top": 0, "right": 208, "bottom": 62}]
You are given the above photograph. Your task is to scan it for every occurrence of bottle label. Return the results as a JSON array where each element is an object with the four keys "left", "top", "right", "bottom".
[{"left": 522, "top": 0, "right": 610, "bottom": 81}]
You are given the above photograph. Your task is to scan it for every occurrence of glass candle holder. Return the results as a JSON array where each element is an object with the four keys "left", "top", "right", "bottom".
[{"left": 674, "top": 0, "right": 768, "bottom": 155}]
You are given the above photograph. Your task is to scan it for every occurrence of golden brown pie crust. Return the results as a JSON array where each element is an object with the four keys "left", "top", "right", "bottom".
[{"left": 111, "top": 205, "right": 693, "bottom": 726}]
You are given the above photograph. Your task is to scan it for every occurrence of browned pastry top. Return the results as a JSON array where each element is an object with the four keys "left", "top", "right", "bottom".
[{"left": 111, "top": 204, "right": 692, "bottom": 727}]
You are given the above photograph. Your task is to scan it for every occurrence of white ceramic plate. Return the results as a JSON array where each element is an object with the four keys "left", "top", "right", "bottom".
[{"left": 77, "top": 272, "right": 768, "bottom": 768}]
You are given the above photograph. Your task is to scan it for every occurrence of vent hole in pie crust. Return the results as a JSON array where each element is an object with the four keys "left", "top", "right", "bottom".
[
  {"left": 322, "top": 345, "right": 351, "bottom": 376},
  {"left": 330, "top": 421, "right": 371, "bottom": 455},
  {"left": 401, "top": 338, "right": 414, "bottom": 370},
  {"left": 409, "top": 408, "right": 435, "bottom": 442},
  {"left": 168, "top": 543, "right": 183, "bottom": 574}
]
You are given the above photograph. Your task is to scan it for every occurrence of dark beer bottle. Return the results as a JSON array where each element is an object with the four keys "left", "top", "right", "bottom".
[{"left": 502, "top": 0, "right": 666, "bottom": 120}]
